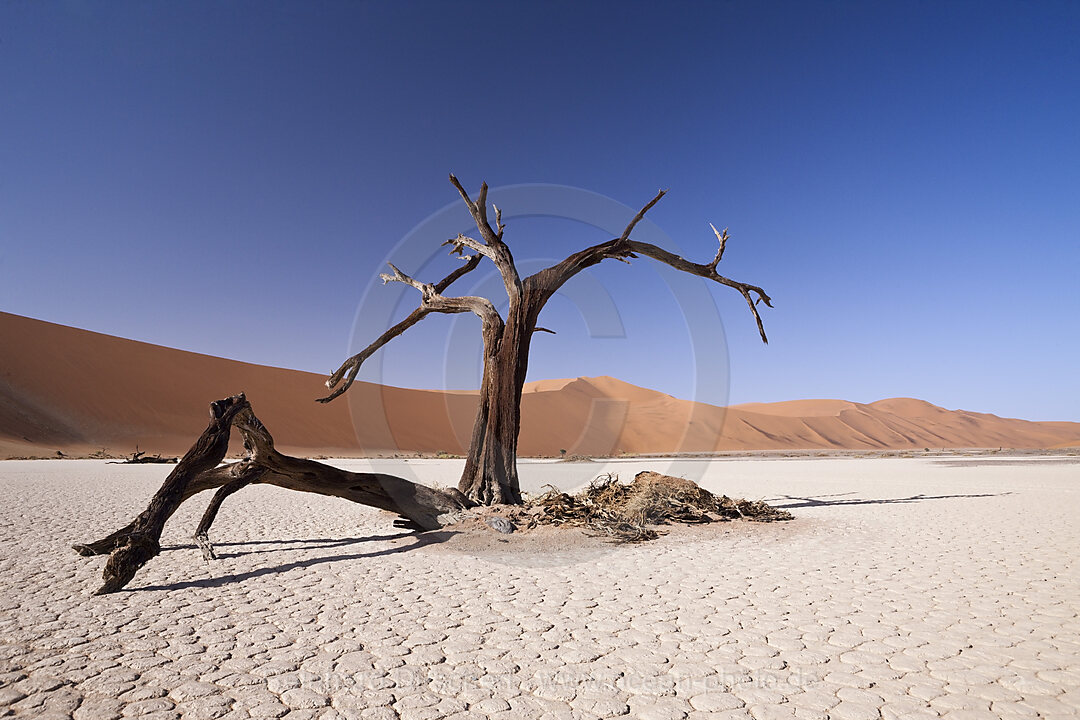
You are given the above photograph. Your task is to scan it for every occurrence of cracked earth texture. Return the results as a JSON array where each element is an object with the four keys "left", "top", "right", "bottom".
[{"left": 0, "top": 456, "right": 1077, "bottom": 719}]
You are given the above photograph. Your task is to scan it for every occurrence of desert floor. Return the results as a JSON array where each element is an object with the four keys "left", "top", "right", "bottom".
[{"left": 1, "top": 456, "right": 1078, "bottom": 719}]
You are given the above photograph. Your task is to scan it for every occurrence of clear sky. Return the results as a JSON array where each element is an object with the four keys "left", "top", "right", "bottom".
[{"left": 2, "top": 1, "right": 1078, "bottom": 421}]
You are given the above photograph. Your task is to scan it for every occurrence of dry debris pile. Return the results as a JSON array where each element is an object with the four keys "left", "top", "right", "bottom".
[{"left": 505, "top": 471, "right": 792, "bottom": 541}]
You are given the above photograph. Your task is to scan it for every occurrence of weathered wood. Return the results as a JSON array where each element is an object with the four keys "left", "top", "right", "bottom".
[
  {"left": 75, "top": 396, "right": 471, "bottom": 594},
  {"left": 323, "top": 175, "right": 774, "bottom": 506},
  {"left": 228, "top": 404, "right": 471, "bottom": 529},
  {"left": 193, "top": 471, "right": 261, "bottom": 560},
  {"left": 457, "top": 301, "right": 531, "bottom": 505},
  {"left": 72, "top": 520, "right": 136, "bottom": 557},
  {"left": 91, "top": 394, "right": 248, "bottom": 594},
  {"left": 318, "top": 253, "right": 483, "bottom": 403}
]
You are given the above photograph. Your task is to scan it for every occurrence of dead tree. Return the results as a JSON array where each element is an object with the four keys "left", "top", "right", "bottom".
[
  {"left": 73, "top": 394, "right": 469, "bottom": 594},
  {"left": 321, "top": 175, "right": 772, "bottom": 505},
  {"left": 73, "top": 176, "right": 771, "bottom": 594},
  {"left": 110, "top": 446, "right": 178, "bottom": 464}
]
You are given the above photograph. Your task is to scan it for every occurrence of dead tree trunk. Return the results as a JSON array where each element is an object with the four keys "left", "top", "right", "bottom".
[
  {"left": 321, "top": 175, "right": 773, "bottom": 507},
  {"left": 74, "top": 394, "right": 470, "bottom": 594},
  {"left": 458, "top": 311, "right": 532, "bottom": 505}
]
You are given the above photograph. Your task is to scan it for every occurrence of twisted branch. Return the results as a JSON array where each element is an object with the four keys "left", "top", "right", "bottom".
[
  {"left": 380, "top": 263, "right": 504, "bottom": 326},
  {"left": 322, "top": 175, "right": 526, "bottom": 404},
  {"left": 319, "top": 253, "right": 483, "bottom": 403}
]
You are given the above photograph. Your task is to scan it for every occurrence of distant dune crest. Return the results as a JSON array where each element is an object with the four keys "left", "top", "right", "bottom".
[{"left": 2, "top": 312, "right": 1078, "bottom": 457}]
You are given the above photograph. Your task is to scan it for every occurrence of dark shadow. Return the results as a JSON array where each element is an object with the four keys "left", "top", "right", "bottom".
[
  {"left": 214, "top": 534, "right": 410, "bottom": 547},
  {"left": 135, "top": 531, "right": 458, "bottom": 592},
  {"left": 158, "top": 532, "right": 412, "bottom": 554},
  {"left": 211, "top": 535, "right": 414, "bottom": 559},
  {"left": 766, "top": 491, "right": 1011, "bottom": 510},
  {"left": 934, "top": 458, "right": 1080, "bottom": 467}
]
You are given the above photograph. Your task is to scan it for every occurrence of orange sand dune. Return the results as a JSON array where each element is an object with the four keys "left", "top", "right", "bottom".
[{"left": 2, "top": 312, "right": 1079, "bottom": 457}]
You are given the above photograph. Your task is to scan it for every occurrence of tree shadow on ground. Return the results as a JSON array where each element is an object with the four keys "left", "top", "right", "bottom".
[
  {"left": 766, "top": 491, "right": 1011, "bottom": 510},
  {"left": 159, "top": 533, "right": 410, "bottom": 555},
  {"left": 136, "top": 531, "right": 456, "bottom": 592},
  {"left": 215, "top": 534, "right": 409, "bottom": 547}
]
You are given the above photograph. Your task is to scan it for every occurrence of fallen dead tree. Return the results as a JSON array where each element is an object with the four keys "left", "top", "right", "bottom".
[
  {"left": 109, "top": 448, "right": 178, "bottom": 464},
  {"left": 73, "top": 399, "right": 792, "bottom": 595},
  {"left": 73, "top": 394, "right": 470, "bottom": 594}
]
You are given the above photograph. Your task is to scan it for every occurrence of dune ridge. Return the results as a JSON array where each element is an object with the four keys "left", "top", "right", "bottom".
[{"left": 2, "top": 311, "right": 1079, "bottom": 457}]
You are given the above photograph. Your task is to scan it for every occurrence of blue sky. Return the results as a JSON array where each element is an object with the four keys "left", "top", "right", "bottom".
[{"left": 2, "top": 1, "right": 1078, "bottom": 420}]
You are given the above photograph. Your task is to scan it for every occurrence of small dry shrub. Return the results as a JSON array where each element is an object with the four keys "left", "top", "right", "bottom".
[{"left": 515, "top": 470, "right": 792, "bottom": 542}]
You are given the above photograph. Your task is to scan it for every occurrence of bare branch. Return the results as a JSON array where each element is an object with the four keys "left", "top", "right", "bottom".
[
  {"left": 525, "top": 189, "right": 667, "bottom": 295},
  {"left": 476, "top": 182, "right": 490, "bottom": 231},
  {"left": 533, "top": 326, "right": 556, "bottom": 335},
  {"left": 618, "top": 189, "right": 666, "bottom": 242},
  {"left": 448, "top": 174, "right": 522, "bottom": 302},
  {"left": 526, "top": 191, "right": 771, "bottom": 344},
  {"left": 709, "top": 223, "right": 729, "bottom": 269},
  {"left": 318, "top": 307, "right": 432, "bottom": 404},
  {"left": 434, "top": 253, "right": 483, "bottom": 293},
  {"left": 381, "top": 262, "right": 503, "bottom": 324},
  {"left": 321, "top": 260, "right": 503, "bottom": 405},
  {"left": 381, "top": 263, "right": 432, "bottom": 296},
  {"left": 449, "top": 174, "right": 499, "bottom": 245},
  {"left": 627, "top": 240, "right": 773, "bottom": 343},
  {"left": 492, "top": 204, "right": 505, "bottom": 238},
  {"left": 443, "top": 234, "right": 496, "bottom": 262},
  {"left": 320, "top": 253, "right": 483, "bottom": 403}
]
